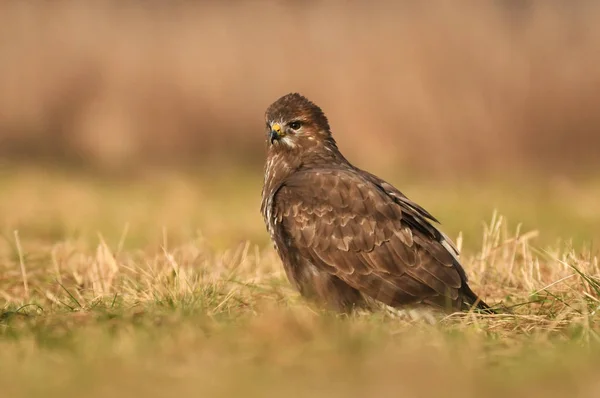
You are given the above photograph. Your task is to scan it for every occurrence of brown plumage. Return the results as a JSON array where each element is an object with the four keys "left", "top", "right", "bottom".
[{"left": 260, "top": 93, "right": 494, "bottom": 314}]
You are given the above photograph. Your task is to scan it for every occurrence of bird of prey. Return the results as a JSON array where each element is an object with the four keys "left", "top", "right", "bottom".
[{"left": 260, "top": 93, "right": 493, "bottom": 314}]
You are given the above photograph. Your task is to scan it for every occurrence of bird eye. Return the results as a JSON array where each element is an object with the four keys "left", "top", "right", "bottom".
[{"left": 288, "top": 121, "right": 302, "bottom": 130}]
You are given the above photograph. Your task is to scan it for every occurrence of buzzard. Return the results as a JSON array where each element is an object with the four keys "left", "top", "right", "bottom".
[{"left": 260, "top": 93, "right": 493, "bottom": 314}]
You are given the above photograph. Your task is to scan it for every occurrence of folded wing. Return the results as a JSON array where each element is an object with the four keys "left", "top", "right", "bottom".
[{"left": 273, "top": 168, "right": 469, "bottom": 309}]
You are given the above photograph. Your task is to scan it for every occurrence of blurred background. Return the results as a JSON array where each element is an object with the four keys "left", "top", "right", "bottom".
[{"left": 0, "top": 0, "right": 599, "bottom": 249}]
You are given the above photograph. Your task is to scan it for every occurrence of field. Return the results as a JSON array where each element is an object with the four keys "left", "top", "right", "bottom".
[
  {"left": 1, "top": 167, "right": 600, "bottom": 398},
  {"left": 2, "top": 1, "right": 600, "bottom": 397}
]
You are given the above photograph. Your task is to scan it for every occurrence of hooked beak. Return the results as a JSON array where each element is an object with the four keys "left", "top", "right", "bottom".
[{"left": 270, "top": 123, "right": 282, "bottom": 144}]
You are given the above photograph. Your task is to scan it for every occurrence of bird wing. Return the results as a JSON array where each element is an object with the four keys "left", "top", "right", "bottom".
[
  {"left": 272, "top": 168, "right": 468, "bottom": 308},
  {"left": 361, "top": 170, "right": 466, "bottom": 279}
]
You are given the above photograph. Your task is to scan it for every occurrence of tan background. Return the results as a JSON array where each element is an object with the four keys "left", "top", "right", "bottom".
[{"left": 1, "top": 1, "right": 599, "bottom": 176}]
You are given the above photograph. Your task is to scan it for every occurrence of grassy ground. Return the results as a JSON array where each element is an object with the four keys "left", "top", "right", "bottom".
[{"left": 1, "top": 168, "right": 600, "bottom": 397}]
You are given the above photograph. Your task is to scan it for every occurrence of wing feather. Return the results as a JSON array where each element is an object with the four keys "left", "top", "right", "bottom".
[{"left": 274, "top": 168, "right": 470, "bottom": 308}]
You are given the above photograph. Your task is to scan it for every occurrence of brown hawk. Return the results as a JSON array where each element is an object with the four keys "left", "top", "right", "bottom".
[{"left": 260, "top": 93, "right": 493, "bottom": 314}]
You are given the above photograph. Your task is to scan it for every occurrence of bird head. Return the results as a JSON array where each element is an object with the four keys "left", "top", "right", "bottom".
[{"left": 264, "top": 93, "right": 334, "bottom": 153}]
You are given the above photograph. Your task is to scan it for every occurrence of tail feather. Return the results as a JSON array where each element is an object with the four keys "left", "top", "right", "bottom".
[{"left": 461, "top": 285, "right": 499, "bottom": 314}]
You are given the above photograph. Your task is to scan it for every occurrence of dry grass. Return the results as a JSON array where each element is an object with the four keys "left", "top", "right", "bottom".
[
  {"left": 1, "top": 169, "right": 599, "bottom": 397},
  {"left": 1, "top": 1, "right": 600, "bottom": 175}
]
